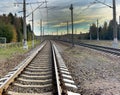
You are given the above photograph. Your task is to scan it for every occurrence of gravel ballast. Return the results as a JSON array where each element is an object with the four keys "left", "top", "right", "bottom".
[{"left": 55, "top": 41, "right": 120, "bottom": 95}]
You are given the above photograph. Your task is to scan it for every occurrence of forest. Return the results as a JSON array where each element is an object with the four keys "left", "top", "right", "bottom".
[
  {"left": 78, "top": 20, "right": 120, "bottom": 40},
  {"left": 0, "top": 13, "right": 33, "bottom": 43},
  {"left": 0, "top": 12, "right": 119, "bottom": 42}
]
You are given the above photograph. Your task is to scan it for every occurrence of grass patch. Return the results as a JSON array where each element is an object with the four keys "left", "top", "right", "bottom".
[
  {"left": 0, "top": 46, "right": 26, "bottom": 60},
  {"left": 0, "top": 40, "right": 40, "bottom": 60}
]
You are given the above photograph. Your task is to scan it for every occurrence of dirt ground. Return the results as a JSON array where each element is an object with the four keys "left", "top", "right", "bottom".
[
  {"left": 0, "top": 43, "right": 43, "bottom": 79},
  {"left": 0, "top": 53, "right": 27, "bottom": 78},
  {"left": 55, "top": 41, "right": 120, "bottom": 95},
  {"left": 0, "top": 46, "right": 38, "bottom": 78}
]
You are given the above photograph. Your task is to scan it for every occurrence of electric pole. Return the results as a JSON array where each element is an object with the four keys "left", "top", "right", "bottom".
[
  {"left": 112, "top": 0, "right": 118, "bottom": 48},
  {"left": 40, "top": 19, "right": 42, "bottom": 42},
  {"left": 57, "top": 28, "right": 58, "bottom": 36},
  {"left": 89, "top": 29, "right": 92, "bottom": 40},
  {"left": 75, "top": 28, "right": 77, "bottom": 34},
  {"left": 69, "top": 4, "right": 74, "bottom": 47},
  {"left": 56, "top": 28, "right": 58, "bottom": 40},
  {"left": 89, "top": 24, "right": 92, "bottom": 40},
  {"left": 97, "top": 19, "right": 99, "bottom": 41},
  {"left": 118, "top": 16, "right": 120, "bottom": 39},
  {"left": 42, "top": 27, "right": 44, "bottom": 40},
  {"left": 32, "top": 12, "right": 34, "bottom": 48},
  {"left": 23, "top": 0, "right": 28, "bottom": 49},
  {"left": 119, "top": 16, "right": 120, "bottom": 25},
  {"left": 67, "top": 21, "right": 69, "bottom": 35},
  {"left": 67, "top": 21, "right": 69, "bottom": 41},
  {"left": 15, "top": 1, "right": 46, "bottom": 48}
]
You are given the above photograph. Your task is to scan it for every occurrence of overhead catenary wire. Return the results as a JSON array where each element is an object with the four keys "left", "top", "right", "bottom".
[
  {"left": 43, "top": 1, "right": 97, "bottom": 25},
  {"left": 30, "top": 3, "right": 33, "bottom": 11},
  {"left": 26, "top": 2, "right": 45, "bottom": 17},
  {"left": 43, "top": 1, "right": 102, "bottom": 29},
  {"left": 46, "top": 0, "right": 112, "bottom": 31},
  {"left": 13, "top": 0, "right": 120, "bottom": 35},
  {"left": 94, "top": 0, "right": 112, "bottom": 8}
]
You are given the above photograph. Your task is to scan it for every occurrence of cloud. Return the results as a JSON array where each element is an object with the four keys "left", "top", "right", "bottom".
[{"left": 0, "top": 0, "right": 120, "bottom": 36}]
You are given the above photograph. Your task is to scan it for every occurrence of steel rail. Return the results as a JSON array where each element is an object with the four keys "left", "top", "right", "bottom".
[
  {"left": 0, "top": 42, "right": 46, "bottom": 95},
  {"left": 60, "top": 40, "right": 120, "bottom": 56},
  {"left": 52, "top": 45, "right": 62, "bottom": 95},
  {"left": 53, "top": 43, "right": 80, "bottom": 95},
  {"left": 77, "top": 42, "right": 120, "bottom": 55}
]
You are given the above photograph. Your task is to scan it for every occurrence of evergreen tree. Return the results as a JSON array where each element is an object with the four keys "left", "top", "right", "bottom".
[
  {"left": 8, "top": 13, "right": 14, "bottom": 25},
  {"left": 0, "top": 12, "right": 37, "bottom": 43},
  {"left": 0, "top": 23, "right": 13, "bottom": 43},
  {"left": 90, "top": 23, "right": 98, "bottom": 39},
  {"left": 100, "top": 21, "right": 108, "bottom": 40}
]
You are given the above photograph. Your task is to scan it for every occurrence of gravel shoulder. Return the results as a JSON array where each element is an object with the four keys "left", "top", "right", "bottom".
[{"left": 55, "top": 41, "right": 120, "bottom": 95}]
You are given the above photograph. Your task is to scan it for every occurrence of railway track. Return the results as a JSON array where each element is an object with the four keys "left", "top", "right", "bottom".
[
  {"left": 60, "top": 40, "right": 120, "bottom": 56},
  {"left": 77, "top": 42, "right": 120, "bottom": 56},
  {"left": 0, "top": 41, "right": 80, "bottom": 95}
]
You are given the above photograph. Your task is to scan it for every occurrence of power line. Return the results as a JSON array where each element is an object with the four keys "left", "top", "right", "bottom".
[
  {"left": 78, "top": 2, "right": 97, "bottom": 14},
  {"left": 30, "top": 3, "right": 33, "bottom": 11},
  {"left": 36, "top": 0, "right": 43, "bottom": 18},
  {"left": 26, "top": 2, "right": 45, "bottom": 17},
  {"left": 94, "top": 0, "right": 112, "bottom": 8}
]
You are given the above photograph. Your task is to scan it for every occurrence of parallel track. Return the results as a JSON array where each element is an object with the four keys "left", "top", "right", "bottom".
[
  {"left": 0, "top": 41, "right": 80, "bottom": 95},
  {"left": 77, "top": 42, "right": 120, "bottom": 56},
  {"left": 61, "top": 40, "right": 120, "bottom": 56}
]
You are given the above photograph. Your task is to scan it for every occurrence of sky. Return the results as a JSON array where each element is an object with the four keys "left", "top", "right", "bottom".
[{"left": 0, "top": 0, "right": 120, "bottom": 36}]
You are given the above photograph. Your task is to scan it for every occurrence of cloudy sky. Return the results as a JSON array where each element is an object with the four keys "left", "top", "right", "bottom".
[{"left": 0, "top": 0, "right": 120, "bottom": 35}]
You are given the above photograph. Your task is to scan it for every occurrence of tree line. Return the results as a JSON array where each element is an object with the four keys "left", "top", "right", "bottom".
[
  {"left": 0, "top": 13, "right": 33, "bottom": 43},
  {"left": 78, "top": 19, "right": 120, "bottom": 40}
]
